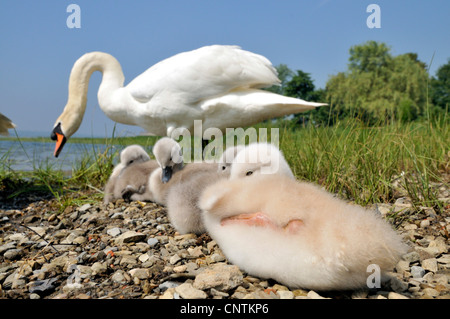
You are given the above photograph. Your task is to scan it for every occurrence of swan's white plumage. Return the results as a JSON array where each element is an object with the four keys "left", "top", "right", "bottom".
[{"left": 52, "top": 45, "right": 326, "bottom": 156}]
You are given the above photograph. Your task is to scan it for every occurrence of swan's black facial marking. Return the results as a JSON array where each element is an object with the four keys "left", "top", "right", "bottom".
[{"left": 51, "top": 123, "right": 67, "bottom": 158}]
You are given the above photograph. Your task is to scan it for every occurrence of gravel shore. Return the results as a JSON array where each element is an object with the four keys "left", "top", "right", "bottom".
[{"left": 1, "top": 186, "right": 449, "bottom": 300}]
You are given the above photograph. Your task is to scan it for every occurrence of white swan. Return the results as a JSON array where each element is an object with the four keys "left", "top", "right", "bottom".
[
  {"left": 51, "top": 45, "right": 326, "bottom": 157},
  {"left": 0, "top": 113, "right": 16, "bottom": 136}
]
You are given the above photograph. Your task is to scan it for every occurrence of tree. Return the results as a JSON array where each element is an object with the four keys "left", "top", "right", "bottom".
[
  {"left": 326, "top": 41, "right": 429, "bottom": 124},
  {"left": 430, "top": 58, "right": 450, "bottom": 110},
  {"left": 265, "top": 64, "right": 294, "bottom": 95}
]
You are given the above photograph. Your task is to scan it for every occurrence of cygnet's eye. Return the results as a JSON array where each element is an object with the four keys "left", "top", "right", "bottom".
[
  {"left": 221, "top": 165, "right": 226, "bottom": 171},
  {"left": 128, "top": 160, "right": 134, "bottom": 165},
  {"left": 246, "top": 171, "right": 253, "bottom": 176}
]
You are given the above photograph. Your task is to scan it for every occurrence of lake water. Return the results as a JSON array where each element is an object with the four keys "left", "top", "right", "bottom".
[{"left": 0, "top": 140, "right": 125, "bottom": 173}]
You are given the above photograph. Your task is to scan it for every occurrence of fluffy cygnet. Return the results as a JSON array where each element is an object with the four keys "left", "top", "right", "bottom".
[
  {"left": 113, "top": 160, "right": 159, "bottom": 202},
  {"left": 148, "top": 137, "right": 217, "bottom": 205},
  {"left": 230, "top": 142, "right": 295, "bottom": 179},
  {"left": 217, "top": 145, "right": 245, "bottom": 174},
  {"left": 199, "top": 174, "right": 409, "bottom": 291},
  {"left": 103, "top": 145, "right": 151, "bottom": 204},
  {"left": 166, "top": 170, "right": 226, "bottom": 234}
]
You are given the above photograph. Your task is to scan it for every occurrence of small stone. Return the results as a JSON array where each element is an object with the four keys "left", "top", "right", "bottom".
[
  {"left": 277, "top": 290, "right": 294, "bottom": 299},
  {"left": 411, "top": 266, "right": 426, "bottom": 278},
  {"left": 78, "top": 203, "right": 91, "bottom": 212},
  {"left": 194, "top": 263, "right": 243, "bottom": 291},
  {"left": 29, "top": 293, "right": 41, "bottom": 299},
  {"left": 0, "top": 242, "right": 16, "bottom": 254},
  {"left": 29, "top": 278, "right": 58, "bottom": 295},
  {"left": 111, "top": 270, "right": 128, "bottom": 284},
  {"left": 188, "top": 246, "right": 203, "bottom": 258},
  {"left": 169, "top": 254, "right": 181, "bottom": 265},
  {"left": 420, "top": 219, "right": 430, "bottom": 228},
  {"left": 175, "top": 283, "right": 207, "bottom": 299},
  {"left": 147, "top": 237, "right": 159, "bottom": 247},
  {"left": 129, "top": 268, "right": 150, "bottom": 280},
  {"left": 395, "top": 260, "right": 410, "bottom": 273},
  {"left": 3, "top": 248, "right": 23, "bottom": 260},
  {"left": 423, "top": 288, "right": 439, "bottom": 297},
  {"left": 107, "top": 227, "right": 122, "bottom": 237},
  {"left": 402, "top": 251, "right": 420, "bottom": 263},
  {"left": 173, "top": 265, "right": 187, "bottom": 273},
  {"left": 138, "top": 253, "right": 150, "bottom": 263},
  {"left": 388, "top": 292, "right": 409, "bottom": 299},
  {"left": 115, "top": 231, "right": 146, "bottom": 244},
  {"left": 91, "top": 262, "right": 107, "bottom": 275},
  {"left": 422, "top": 258, "right": 438, "bottom": 273},
  {"left": 159, "top": 281, "right": 180, "bottom": 292},
  {"left": 307, "top": 290, "right": 329, "bottom": 299}
]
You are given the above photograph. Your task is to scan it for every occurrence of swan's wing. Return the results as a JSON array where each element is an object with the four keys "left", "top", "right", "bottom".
[
  {"left": 125, "top": 45, "right": 281, "bottom": 104},
  {"left": 0, "top": 113, "right": 16, "bottom": 136}
]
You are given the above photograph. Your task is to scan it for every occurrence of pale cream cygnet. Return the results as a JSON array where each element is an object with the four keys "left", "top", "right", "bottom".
[
  {"left": 230, "top": 142, "right": 295, "bottom": 179},
  {"left": 199, "top": 174, "right": 409, "bottom": 290}
]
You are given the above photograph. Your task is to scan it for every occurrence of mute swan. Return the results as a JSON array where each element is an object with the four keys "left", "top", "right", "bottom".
[
  {"left": 0, "top": 113, "right": 16, "bottom": 136},
  {"left": 199, "top": 174, "right": 409, "bottom": 290},
  {"left": 103, "top": 145, "right": 152, "bottom": 204},
  {"left": 230, "top": 142, "right": 295, "bottom": 179},
  {"left": 50, "top": 45, "right": 326, "bottom": 157}
]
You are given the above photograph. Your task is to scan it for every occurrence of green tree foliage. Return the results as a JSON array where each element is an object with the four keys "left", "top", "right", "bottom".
[
  {"left": 430, "top": 58, "right": 450, "bottom": 110},
  {"left": 326, "top": 41, "right": 430, "bottom": 123}
]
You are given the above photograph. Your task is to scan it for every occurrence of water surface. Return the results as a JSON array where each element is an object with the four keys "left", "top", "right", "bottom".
[{"left": 0, "top": 140, "right": 124, "bottom": 173}]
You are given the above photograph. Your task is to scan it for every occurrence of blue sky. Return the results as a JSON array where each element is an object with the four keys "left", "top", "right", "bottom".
[{"left": 0, "top": 0, "right": 449, "bottom": 137}]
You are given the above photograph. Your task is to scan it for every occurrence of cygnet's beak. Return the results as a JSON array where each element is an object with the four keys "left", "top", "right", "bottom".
[
  {"left": 51, "top": 123, "right": 67, "bottom": 158},
  {"left": 161, "top": 166, "right": 173, "bottom": 183}
]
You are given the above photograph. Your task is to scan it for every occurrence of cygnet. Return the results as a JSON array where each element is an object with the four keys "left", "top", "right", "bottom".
[
  {"left": 148, "top": 137, "right": 216, "bottom": 205},
  {"left": 103, "top": 144, "right": 151, "bottom": 204},
  {"left": 217, "top": 145, "right": 245, "bottom": 174},
  {"left": 199, "top": 174, "right": 409, "bottom": 290},
  {"left": 230, "top": 142, "right": 295, "bottom": 179}
]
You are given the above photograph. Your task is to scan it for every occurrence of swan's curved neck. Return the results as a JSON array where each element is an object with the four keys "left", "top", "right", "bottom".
[{"left": 57, "top": 52, "right": 125, "bottom": 138}]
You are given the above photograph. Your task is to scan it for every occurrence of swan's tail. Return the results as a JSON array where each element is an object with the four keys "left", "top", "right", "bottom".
[{"left": 200, "top": 89, "right": 327, "bottom": 129}]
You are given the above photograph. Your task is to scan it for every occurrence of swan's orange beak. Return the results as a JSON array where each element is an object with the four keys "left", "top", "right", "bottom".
[{"left": 51, "top": 123, "right": 67, "bottom": 158}]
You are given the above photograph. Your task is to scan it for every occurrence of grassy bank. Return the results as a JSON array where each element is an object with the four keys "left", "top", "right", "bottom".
[{"left": 1, "top": 118, "right": 448, "bottom": 213}]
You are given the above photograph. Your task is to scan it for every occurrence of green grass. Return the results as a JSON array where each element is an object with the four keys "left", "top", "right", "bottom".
[
  {"left": 278, "top": 119, "right": 448, "bottom": 211},
  {"left": 1, "top": 117, "right": 448, "bottom": 214}
]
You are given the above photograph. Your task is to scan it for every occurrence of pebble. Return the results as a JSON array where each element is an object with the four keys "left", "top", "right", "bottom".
[
  {"left": 411, "top": 266, "right": 426, "bottom": 278},
  {"left": 147, "top": 237, "right": 158, "bottom": 247},
  {"left": 421, "top": 258, "right": 438, "bottom": 272},
  {"left": 107, "top": 227, "right": 121, "bottom": 237},
  {"left": 194, "top": 263, "right": 244, "bottom": 291},
  {"left": 115, "top": 230, "right": 146, "bottom": 244},
  {"left": 175, "top": 282, "right": 207, "bottom": 299}
]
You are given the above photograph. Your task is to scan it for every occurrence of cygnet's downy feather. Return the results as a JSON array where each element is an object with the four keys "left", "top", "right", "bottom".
[
  {"left": 103, "top": 145, "right": 151, "bottom": 204},
  {"left": 199, "top": 174, "right": 409, "bottom": 290}
]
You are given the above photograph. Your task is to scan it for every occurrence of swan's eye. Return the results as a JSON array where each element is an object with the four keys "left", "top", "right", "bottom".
[
  {"left": 246, "top": 171, "right": 253, "bottom": 176},
  {"left": 128, "top": 160, "right": 134, "bottom": 165},
  {"left": 222, "top": 166, "right": 226, "bottom": 171}
]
